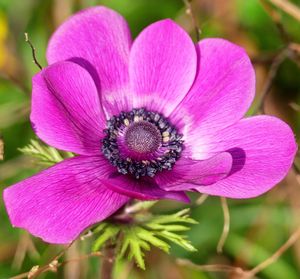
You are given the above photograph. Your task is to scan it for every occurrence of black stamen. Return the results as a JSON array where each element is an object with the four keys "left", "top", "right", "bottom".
[{"left": 101, "top": 108, "right": 184, "bottom": 179}]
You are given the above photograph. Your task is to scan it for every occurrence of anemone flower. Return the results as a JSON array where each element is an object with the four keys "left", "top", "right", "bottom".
[{"left": 3, "top": 6, "right": 297, "bottom": 244}]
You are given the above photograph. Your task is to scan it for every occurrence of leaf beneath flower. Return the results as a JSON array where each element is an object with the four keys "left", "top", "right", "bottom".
[{"left": 92, "top": 208, "right": 197, "bottom": 270}]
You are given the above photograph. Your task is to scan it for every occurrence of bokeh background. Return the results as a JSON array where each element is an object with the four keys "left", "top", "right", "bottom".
[{"left": 1, "top": 0, "right": 300, "bottom": 278}]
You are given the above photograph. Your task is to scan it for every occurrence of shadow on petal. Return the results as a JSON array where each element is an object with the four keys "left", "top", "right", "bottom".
[
  {"left": 227, "top": 147, "right": 246, "bottom": 176},
  {"left": 69, "top": 57, "right": 102, "bottom": 94}
]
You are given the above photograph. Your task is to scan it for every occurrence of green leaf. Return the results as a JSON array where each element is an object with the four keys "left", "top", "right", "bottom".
[
  {"left": 135, "top": 226, "right": 170, "bottom": 253},
  {"left": 92, "top": 206, "right": 197, "bottom": 270},
  {"left": 92, "top": 225, "right": 120, "bottom": 252},
  {"left": 119, "top": 226, "right": 150, "bottom": 269},
  {"left": 19, "top": 139, "right": 73, "bottom": 166},
  {"left": 147, "top": 208, "right": 198, "bottom": 225},
  {"left": 93, "top": 223, "right": 108, "bottom": 234},
  {"left": 156, "top": 230, "right": 197, "bottom": 252},
  {"left": 146, "top": 223, "right": 190, "bottom": 232}
]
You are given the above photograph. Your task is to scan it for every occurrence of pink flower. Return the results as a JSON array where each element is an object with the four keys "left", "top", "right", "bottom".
[{"left": 3, "top": 7, "right": 297, "bottom": 244}]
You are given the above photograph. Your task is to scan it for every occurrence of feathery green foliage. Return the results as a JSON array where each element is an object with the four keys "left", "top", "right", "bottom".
[
  {"left": 92, "top": 208, "right": 197, "bottom": 270},
  {"left": 19, "top": 139, "right": 73, "bottom": 165}
]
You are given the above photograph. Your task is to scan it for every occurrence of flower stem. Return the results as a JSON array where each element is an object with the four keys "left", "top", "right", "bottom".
[{"left": 100, "top": 242, "right": 115, "bottom": 279}]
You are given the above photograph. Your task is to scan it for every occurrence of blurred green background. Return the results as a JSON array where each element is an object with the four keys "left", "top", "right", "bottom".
[{"left": 1, "top": 0, "right": 300, "bottom": 278}]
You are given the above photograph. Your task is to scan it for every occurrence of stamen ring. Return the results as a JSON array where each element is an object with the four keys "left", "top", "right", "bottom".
[{"left": 101, "top": 108, "right": 183, "bottom": 179}]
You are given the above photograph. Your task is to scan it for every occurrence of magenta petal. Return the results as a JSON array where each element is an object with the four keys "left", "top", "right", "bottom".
[
  {"left": 102, "top": 174, "right": 190, "bottom": 203},
  {"left": 47, "top": 6, "right": 132, "bottom": 116},
  {"left": 31, "top": 61, "right": 106, "bottom": 155},
  {"left": 170, "top": 39, "right": 255, "bottom": 157},
  {"left": 3, "top": 156, "right": 130, "bottom": 244},
  {"left": 192, "top": 116, "right": 297, "bottom": 198},
  {"left": 155, "top": 152, "right": 232, "bottom": 191},
  {"left": 129, "top": 19, "right": 197, "bottom": 116}
]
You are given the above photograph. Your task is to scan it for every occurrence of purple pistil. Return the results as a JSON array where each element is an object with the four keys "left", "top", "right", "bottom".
[{"left": 101, "top": 108, "right": 184, "bottom": 179}]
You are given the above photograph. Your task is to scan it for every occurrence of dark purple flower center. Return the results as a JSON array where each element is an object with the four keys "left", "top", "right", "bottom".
[
  {"left": 102, "top": 108, "right": 183, "bottom": 179},
  {"left": 125, "top": 121, "right": 162, "bottom": 154}
]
